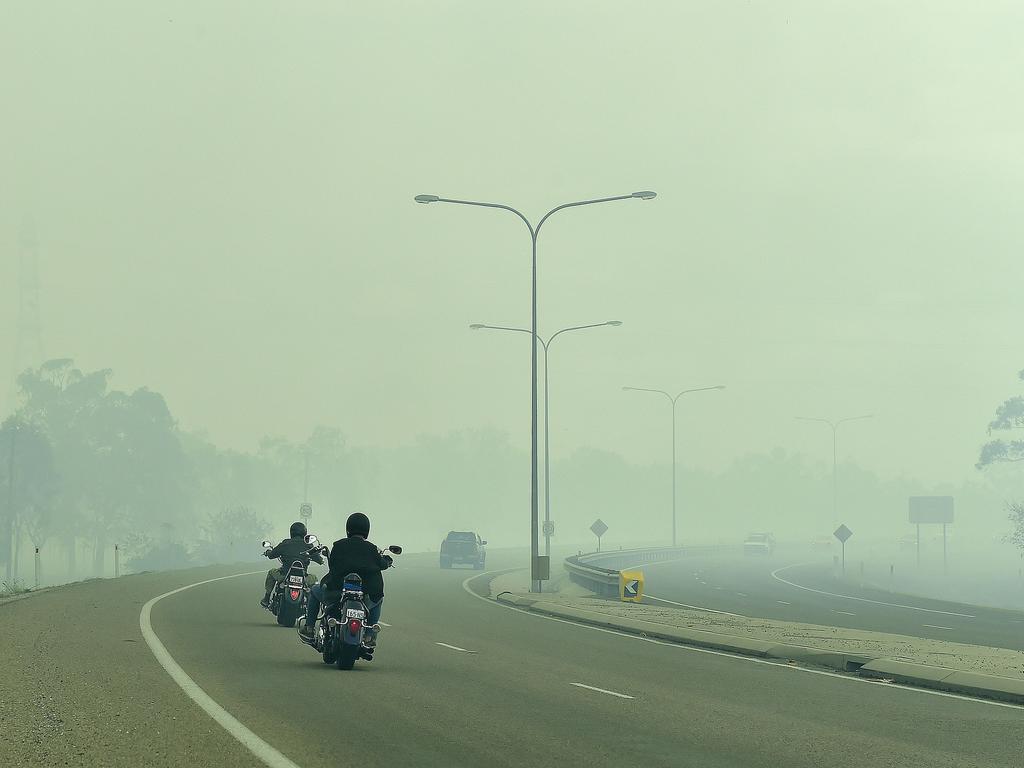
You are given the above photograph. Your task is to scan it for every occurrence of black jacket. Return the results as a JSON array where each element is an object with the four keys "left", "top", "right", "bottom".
[
  {"left": 266, "top": 536, "right": 324, "bottom": 569},
  {"left": 323, "top": 535, "right": 391, "bottom": 601}
]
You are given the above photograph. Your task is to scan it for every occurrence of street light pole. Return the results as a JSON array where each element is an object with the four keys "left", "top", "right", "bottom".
[
  {"left": 623, "top": 385, "right": 725, "bottom": 547},
  {"left": 417, "top": 191, "right": 656, "bottom": 592},
  {"left": 470, "top": 321, "right": 622, "bottom": 562},
  {"left": 795, "top": 415, "right": 873, "bottom": 529}
]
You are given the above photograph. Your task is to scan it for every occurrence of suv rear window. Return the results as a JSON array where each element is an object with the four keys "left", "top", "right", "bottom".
[{"left": 447, "top": 532, "right": 477, "bottom": 541}]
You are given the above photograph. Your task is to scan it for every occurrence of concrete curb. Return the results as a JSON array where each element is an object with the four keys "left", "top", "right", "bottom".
[{"left": 496, "top": 593, "right": 1024, "bottom": 705}]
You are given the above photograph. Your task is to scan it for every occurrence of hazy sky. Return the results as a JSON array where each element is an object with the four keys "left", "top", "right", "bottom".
[{"left": 3, "top": 2, "right": 1022, "bottom": 487}]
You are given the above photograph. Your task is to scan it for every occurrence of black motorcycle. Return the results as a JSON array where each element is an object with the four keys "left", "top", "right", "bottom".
[
  {"left": 308, "top": 545, "right": 402, "bottom": 670},
  {"left": 261, "top": 534, "right": 328, "bottom": 628}
]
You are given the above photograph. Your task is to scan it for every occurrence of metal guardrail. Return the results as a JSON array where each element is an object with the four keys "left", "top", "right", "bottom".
[
  {"left": 563, "top": 545, "right": 738, "bottom": 597},
  {"left": 564, "top": 547, "right": 685, "bottom": 597}
]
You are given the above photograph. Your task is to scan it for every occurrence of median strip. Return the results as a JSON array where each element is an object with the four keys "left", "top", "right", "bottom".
[{"left": 485, "top": 568, "right": 1024, "bottom": 706}]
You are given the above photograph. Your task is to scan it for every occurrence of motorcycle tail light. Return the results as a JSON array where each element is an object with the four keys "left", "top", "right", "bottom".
[
  {"left": 348, "top": 619, "right": 361, "bottom": 634},
  {"left": 290, "top": 590, "right": 301, "bottom": 600}
]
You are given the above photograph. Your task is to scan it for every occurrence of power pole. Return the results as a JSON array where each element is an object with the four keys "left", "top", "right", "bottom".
[{"left": 10, "top": 219, "right": 44, "bottom": 408}]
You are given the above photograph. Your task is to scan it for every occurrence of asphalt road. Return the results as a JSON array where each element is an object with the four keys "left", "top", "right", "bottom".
[
  {"left": 4, "top": 551, "right": 1022, "bottom": 768},
  {"left": 147, "top": 550, "right": 1022, "bottom": 768},
  {"left": 630, "top": 548, "right": 1024, "bottom": 651}
]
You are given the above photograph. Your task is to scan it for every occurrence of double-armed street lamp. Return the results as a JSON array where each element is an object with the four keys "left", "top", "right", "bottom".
[
  {"left": 795, "top": 414, "right": 873, "bottom": 529},
  {"left": 416, "top": 191, "right": 656, "bottom": 591},
  {"left": 470, "top": 321, "right": 622, "bottom": 561},
  {"left": 623, "top": 385, "right": 725, "bottom": 547}
]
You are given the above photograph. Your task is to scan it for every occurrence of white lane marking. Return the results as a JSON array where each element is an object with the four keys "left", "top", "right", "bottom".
[
  {"left": 462, "top": 571, "right": 1023, "bottom": 712},
  {"left": 777, "top": 601, "right": 792, "bottom": 605},
  {"left": 378, "top": 622, "right": 392, "bottom": 627},
  {"left": 714, "top": 586, "right": 724, "bottom": 590},
  {"left": 644, "top": 593, "right": 745, "bottom": 618},
  {"left": 436, "top": 642, "right": 475, "bottom": 653},
  {"left": 141, "top": 571, "right": 303, "bottom": 768},
  {"left": 571, "top": 682, "right": 635, "bottom": 700},
  {"left": 923, "top": 624, "right": 954, "bottom": 631},
  {"left": 833, "top": 610, "right": 857, "bottom": 616},
  {"left": 736, "top": 593, "right": 748, "bottom": 597},
  {"left": 771, "top": 563, "right": 976, "bottom": 618}
]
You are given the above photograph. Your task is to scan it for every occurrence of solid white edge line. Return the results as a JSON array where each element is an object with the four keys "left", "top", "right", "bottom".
[
  {"left": 140, "top": 571, "right": 304, "bottom": 768},
  {"left": 770, "top": 562, "right": 976, "bottom": 618},
  {"left": 571, "top": 682, "right": 634, "bottom": 699},
  {"left": 923, "top": 624, "right": 954, "bottom": 630},
  {"left": 462, "top": 570, "right": 1022, "bottom": 711}
]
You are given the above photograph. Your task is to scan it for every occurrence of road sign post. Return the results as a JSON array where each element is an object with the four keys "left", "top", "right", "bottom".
[
  {"left": 908, "top": 496, "right": 954, "bottom": 571},
  {"left": 590, "top": 519, "right": 608, "bottom": 553},
  {"left": 833, "top": 524, "right": 853, "bottom": 576}
]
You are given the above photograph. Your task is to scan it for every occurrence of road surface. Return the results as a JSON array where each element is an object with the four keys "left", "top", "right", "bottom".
[{"left": 3, "top": 551, "right": 1021, "bottom": 768}]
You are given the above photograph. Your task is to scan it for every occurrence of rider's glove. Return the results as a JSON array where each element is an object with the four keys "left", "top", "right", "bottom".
[{"left": 382, "top": 554, "right": 394, "bottom": 568}]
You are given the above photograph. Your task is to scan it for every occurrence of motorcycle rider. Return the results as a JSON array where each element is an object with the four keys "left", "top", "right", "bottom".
[
  {"left": 298, "top": 512, "right": 392, "bottom": 648},
  {"left": 261, "top": 521, "right": 324, "bottom": 609}
]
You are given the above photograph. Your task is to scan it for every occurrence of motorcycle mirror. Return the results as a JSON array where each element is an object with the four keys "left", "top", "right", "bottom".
[
  {"left": 388, "top": 545, "right": 403, "bottom": 555},
  {"left": 261, "top": 540, "right": 272, "bottom": 549},
  {"left": 304, "top": 534, "right": 319, "bottom": 546},
  {"left": 480, "top": 540, "right": 488, "bottom": 546}
]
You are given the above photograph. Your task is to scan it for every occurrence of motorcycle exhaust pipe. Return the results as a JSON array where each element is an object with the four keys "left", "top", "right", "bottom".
[{"left": 327, "top": 617, "right": 339, "bottom": 627}]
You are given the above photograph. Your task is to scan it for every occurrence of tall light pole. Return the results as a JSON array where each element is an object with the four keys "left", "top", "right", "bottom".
[
  {"left": 623, "top": 385, "right": 725, "bottom": 547},
  {"left": 470, "top": 321, "right": 622, "bottom": 562},
  {"left": 795, "top": 414, "right": 873, "bottom": 529},
  {"left": 416, "top": 191, "right": 656, "bottom": 592}
]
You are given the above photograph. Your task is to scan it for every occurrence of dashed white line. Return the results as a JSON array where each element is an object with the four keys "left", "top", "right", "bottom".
[
  {"left": 923, "top": 624, "right": 954, "bottom": 631},
  {"left": 378, "top": 621, "right": 392, "bottom": 627},
  {"left": 736, "top": 592, "right": 748, "bottom": 597},
  {"left": 777, "top": 601, "right": 792, "bottom": 605},
  {"left": 436, "top": 642, "right": 475, "bottom": 653},
  {"left": 771, "top": 563, "right": 976, "bottom": 618},
  {"left": 571, "top": 682, "right": 634, "bottom": 700},
  {"left": 833, "top": 610, "right": 857, "bottom": 616}
]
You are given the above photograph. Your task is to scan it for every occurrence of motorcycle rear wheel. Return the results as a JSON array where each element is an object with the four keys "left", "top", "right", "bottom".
[{"left": 336, "top": 643, "right": 360, "bottom": 670}]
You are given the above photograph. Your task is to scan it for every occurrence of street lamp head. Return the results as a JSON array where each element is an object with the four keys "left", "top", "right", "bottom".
[
  {"left": 631, "top": 190, "right": 657, "bottom": 200},
  {"left": 468, "top": 323, "right": 485, "bottom": 330},
  {"left": 606, "top": 320, "right": 623, "bottom": 326},
  {"left": 414, "top": 194, "right": 439, "bottom": 204}
]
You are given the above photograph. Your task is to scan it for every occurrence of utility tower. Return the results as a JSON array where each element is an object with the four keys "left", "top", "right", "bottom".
[{"left": 9, "top": 219, "right": 43, "bottom": 409}]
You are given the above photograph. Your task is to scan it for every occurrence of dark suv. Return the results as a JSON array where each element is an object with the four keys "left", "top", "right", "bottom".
[{"left": 440, "top": 531, "right": 487, "bottom": 569}]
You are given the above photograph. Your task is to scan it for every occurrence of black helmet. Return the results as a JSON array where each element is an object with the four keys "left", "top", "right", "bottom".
[
  {"left": 346, "top": 512, "right": 370, "bottom": 538},
  {"left": 289, "top": 521, "right": 307, "bottom": 539}
]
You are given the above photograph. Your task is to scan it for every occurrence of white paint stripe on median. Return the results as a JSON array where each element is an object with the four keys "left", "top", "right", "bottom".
[
  {"left": 436, "top": 642, "right": 475, "bottom": 653},
  {"left": 140, "top": 571, "right": 303, "bottom": 768},
  {"left": 771, "top": 563, "right": 976, "bottom": 618},
  {"left": 571, "top": 682, "right": 635, "bottom": 700},
  {"left": 645, "top": 593, "right": 745, "bottom": 618}
]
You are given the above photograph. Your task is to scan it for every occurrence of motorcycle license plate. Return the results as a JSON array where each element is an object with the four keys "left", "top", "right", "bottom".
[
  {"left": 345, "top": 608, "right": 365, "bottom": 619},
  {"left": 288, "top": 575, "right": 303, "bottom": 585}
]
